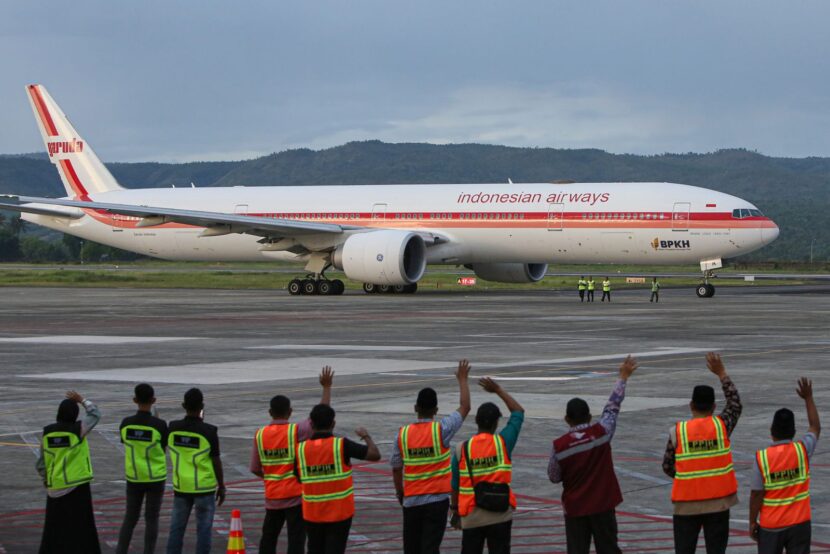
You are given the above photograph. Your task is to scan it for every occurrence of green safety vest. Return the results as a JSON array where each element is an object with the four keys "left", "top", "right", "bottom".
[
  {"left": 578, "top": 280, "right": 587, "bottom": 291},
  {"left": 42, "top": 430, "right": 93, "bottom": 490},
  {"left": 603, "top": 281, "right": 611, "bottom": 292},
  {"left": 168, "top": 430, "right": 217, "bottom": 493},
  {"left": 587, "top": 281, "right": 595, "bottom": 290},
  {"left": 652, "top": 281, "right": 660, "bottom": 292},
  {"left": 122, "top": 425, "right": 167, "bottom": 483}
]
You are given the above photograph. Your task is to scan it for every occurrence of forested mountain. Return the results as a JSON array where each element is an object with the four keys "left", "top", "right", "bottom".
[{"left": 1, "top": 142, "right": 828, "bottom": 261}]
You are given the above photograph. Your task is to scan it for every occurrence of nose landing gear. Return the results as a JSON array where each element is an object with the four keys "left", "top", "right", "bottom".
[{"left": 696, "top": 269, "right": 716, "bottom": 298}]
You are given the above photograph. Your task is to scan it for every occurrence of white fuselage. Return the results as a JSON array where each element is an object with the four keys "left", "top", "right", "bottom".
[{"left": 23, "top": 182, "right": 779, "bottom": 265}]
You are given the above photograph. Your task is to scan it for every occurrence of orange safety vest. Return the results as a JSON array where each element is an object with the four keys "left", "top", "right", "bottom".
[
  {"left": 256, "top": 423, "right": 302, "bottom": 500},
  {"left": 296, "top": 436, "right": 354, "bottom": 523},
  {"left": 757, "top": 441, "right": 811, "bottom": 529},
  {"left": 398, "top": 422, "right": 451, "bottom": 497},
  {"left": 671, "top": 416, "right": 738, "bottom": 502},
  {"left": 457, "top": 433, "right": 516, "bottom": 517}
]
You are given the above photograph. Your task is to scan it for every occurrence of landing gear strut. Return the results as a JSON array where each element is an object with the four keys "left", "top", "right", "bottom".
[
  {"left": 363, "top": 282, "right": 418, "bottom": 294},
  {"left": 288, "top": 266, "right": 345, "bottom": 296},
  {"left": 696, "top": 270, "right": 716, "bottom": 298}
]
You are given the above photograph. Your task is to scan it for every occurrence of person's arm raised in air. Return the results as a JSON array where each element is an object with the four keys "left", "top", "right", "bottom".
[
  {"left": 356, "top": 427, "right": 381, "bottom": 461},
  {"left": 600, "top": 356, "right": 637, "bottom": 438},
  {"left": 319, "top": 366, "right": 334, "bottom": 406},
  {"left": 456, "top": 359, "right": 471, "bottom": 419},
  {"left": 707, "top": 353, "right": 742, "bottom": 435},
  {"left": 797, "top": 377, "right": 820, "bottom": 438},
  {"left": 66, "top": 390, "right": 101, "bottom": 438},
  {"left": 479, "top": 377, "right": 524, "bottom": 413}
]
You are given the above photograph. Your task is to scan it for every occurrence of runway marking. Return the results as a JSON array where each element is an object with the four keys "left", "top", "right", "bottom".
[
  {"left": 0, "top": 335, "right": 200, "bottom": 345},
  {"left": 476, "top": 376, "right": 580, "bottom": 381},
  {"left": 476, "top": 347, "right": 718, "bottom": 369},
  {"left": 21, "top": 357, "right": 454, "bottom": 385},
  {"left": 248, "top": 344, "right": 436, "bottom": 351},
  {"left": 0, "top": 441, "right": 29, "bottom": 447}
]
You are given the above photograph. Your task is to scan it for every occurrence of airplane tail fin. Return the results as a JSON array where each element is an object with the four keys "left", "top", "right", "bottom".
[{"left": 26, "top": 84, "right": 123, "bottom": 199}]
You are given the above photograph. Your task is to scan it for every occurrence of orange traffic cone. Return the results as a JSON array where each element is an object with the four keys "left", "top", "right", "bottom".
[{"left": 227, "top": 509, "right": 245, "bottom": 554}]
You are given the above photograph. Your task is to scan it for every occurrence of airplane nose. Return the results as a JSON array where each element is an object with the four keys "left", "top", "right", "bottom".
[{"left": 762, "top": 222, "right": 780, "bottom": 245}]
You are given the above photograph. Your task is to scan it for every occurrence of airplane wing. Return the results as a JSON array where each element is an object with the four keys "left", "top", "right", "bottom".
[
  {"left": 1, "top": 195, "right": 353, "bottom": 238},
  {"left": 0, "top": 200, "right": 84, "bottom": 219}
]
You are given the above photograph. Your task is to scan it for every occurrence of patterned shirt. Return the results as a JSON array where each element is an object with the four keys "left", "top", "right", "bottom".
[
  {"left": 548, "top": 379, "right": 627, "bottom": 483},
  {"left": 390, "top": 411, "right": 464, "bottom": 508}
]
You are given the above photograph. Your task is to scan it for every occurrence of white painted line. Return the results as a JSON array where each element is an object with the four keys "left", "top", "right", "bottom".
[
  {"left": 614, "top": 466, "right": 672, "bottom": 485},
  {"left": 249, "top": 344, "right": 435, "bottom": 351},
  {"left": 476, "top": 347, "right": 718, "bottom": 369},
  {"left": 479, "top": 376, "right": 580, "bottom": 381},
  {"left": 0, "top": 335, "right": 200, "bottom": 345},
  {"left": 21, "top": 357, "right": 454, "bottom": 385}
]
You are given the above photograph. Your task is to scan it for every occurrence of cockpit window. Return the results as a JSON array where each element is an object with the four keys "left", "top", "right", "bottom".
[
  {"left": 749, "top": 209, "right": 763, "bottom": 217},
  {"left": 733, "top": 208, "right": 763, "bottom": 219}
]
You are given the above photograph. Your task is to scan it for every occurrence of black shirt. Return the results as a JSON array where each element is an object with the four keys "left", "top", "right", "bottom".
[{"left": 168, "top": 415, "right": 220, "bottom": 457}]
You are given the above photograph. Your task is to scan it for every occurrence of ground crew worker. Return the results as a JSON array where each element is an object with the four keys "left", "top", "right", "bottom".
[
  {"left": 650, "top": 277, "right": 660, "bottom": 303},
  {"left": 391, "top": 360, "right": 471, "bottom": 554},
  {"left": 662, "top": 353, "right": 742, "bottom": 554},
  {"left": 166, "top": 388, "right": 226, "bottom": 554},
  {"left": 549, "top": 356, "right": 638, "bottom": 554},
  {"left": 296, "top": 403, "right": 381, "bottom": 554},
  {"left": 601, "top": 277, "right": 611, "bottom": 302},
  {"left": 586, "top": 277, "right": 596, "bottom": 302},
  {"left": 578, "top": 276, "right": 587, "bottom": 302},
  {"left": 116, "top": 383, "right": 168, "bottom": 554},
  {"left": 37, "top": 390, "right": 102, "bottom": 554},
  {"left": 750, "top": 378, "right": 820, "bottom": 553},
  {"left": 451, "top": 378, "right": 525, "bottom": 554},
  {"left": 251, "top": 366, "right": 334, "bottom": 554}
]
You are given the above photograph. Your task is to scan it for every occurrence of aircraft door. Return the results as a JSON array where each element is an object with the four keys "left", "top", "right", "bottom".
[
  {"left": 234, "top": 204, "right": 249, "bottom": 215},
  {"left": 371, "top": 203, "right": 387, "bottom": 224},
  {"left": 672, "top": 202, "right": 690, "bottom": 231},
  {"left": 547, "top": 202, "right": 564, "bottom": 231}
]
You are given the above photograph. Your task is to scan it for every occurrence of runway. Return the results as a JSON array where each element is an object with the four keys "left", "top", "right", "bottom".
[{"left": 0, "top": 285, "right": 828, "bottom": 551}]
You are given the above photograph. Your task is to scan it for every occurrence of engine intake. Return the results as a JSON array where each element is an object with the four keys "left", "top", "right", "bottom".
[
  {"left": 333, "top": 230, "right": 426, "bottom": 285},
  {"left": 471, "top": 263, "right": 548, "bottom": 283}
]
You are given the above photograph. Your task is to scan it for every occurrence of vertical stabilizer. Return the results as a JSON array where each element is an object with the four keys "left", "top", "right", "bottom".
[{"left": 26, "top": 84, "right": 123, "bottom": 199}]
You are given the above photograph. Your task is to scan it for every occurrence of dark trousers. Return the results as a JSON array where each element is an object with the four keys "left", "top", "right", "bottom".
[
  {"left": 673, "top": 509, "right": 730, "bottom": 554},
  {"left": 650, "top": 292, "right": 659, "bottom": 302},
  {"left": 260, "top": 505, "right": 305, "bottom": 554},
  {"left": 40, "top": 483, "right": 101, "bottom": 554},
  {"left": 461, "top": 520, "right": 512, "bottom": 554},
  {"left": 403, "top": 499, "right": 449, "bottom": 554},
  {"left": 565, "top": 509, "right": 621, "bottom": 554},
  {"left": 116, "top": 482, "right": 164, "bottom": 554},
  {"left": 587, "top": 290, "right": 594, "bottom": 302},
  {"left": 758, "top": 521, "right": 811, "bottom": 554},
  {"left": 601, "top": 291, "right": 611, "bottom": 302},
  {"left": 305, "top": 517, "right": 352, "bottom": 554},
  {"left": 579, "top": 290, "right": 585, "bottom": 302}
]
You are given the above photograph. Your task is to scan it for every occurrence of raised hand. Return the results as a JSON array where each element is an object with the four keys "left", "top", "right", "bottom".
[
  {"left": 797, "top": 378, "right": 813, "bottom": 400},
  {"left": 456, "top": 359, "right": 471, "bottom": 381},
  {"left": 705, "top": 352, "right": 726, "bottom": 378},
  {"left": 619, "top": 356, "right": 638, "bottom": 381},
  {"left": 319, "top": 366, "right": 334, "bottom": 388},
  {"left": 479, "top": 377, "right": 502, "bottom": 394},
  {"left": 66, "top": 390, "right": 84, "bottom": 404}
]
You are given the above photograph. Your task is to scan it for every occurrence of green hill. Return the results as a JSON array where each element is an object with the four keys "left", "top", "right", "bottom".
[{"left": 1, "top": 142, "right": 828, "bottom": 261}]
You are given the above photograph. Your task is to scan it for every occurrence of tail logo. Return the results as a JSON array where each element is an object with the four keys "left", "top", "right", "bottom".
[{"left": 47, "top": 139, "right": 84, "bottom": 158}]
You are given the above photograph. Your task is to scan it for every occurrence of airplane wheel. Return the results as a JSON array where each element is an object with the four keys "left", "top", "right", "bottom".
[
  {"left": 363, "top": 283, "right": 378, "bottom": 294},
  {"left": 318, "top": 280, "right": 333, "bottom": 295},
  {"left": 706, "top": 284, "right": 716, "bottom": 297},
  {"left": 403, "top": 283, "right": 418, "bottom": 294},
  {"left": 696, "top": 284, "right": 709, "bottom": 298},
  {"left": 288, "top": 279, "right": 302, "bottom": 295},
  {"left": 332, "top": 279, "right": 345, "bottom": 295},
  {"left": 302, "top": 279, "right": 318, "bottom": 295},
  {"left": 393, "top": 285, "right": 407, "bottom": 293},
  {"left": 378, "top": 284, "right": 393, "bottom": 294}
]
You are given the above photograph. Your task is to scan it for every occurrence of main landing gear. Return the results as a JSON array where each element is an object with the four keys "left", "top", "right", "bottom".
[
  {"left": 362, "top": 283, "right": 418, "bottom": 294},
  {"left": 696, "top": 270, "right": 716, "bottom": 298},
  {"left": 287, "top": 273, "right": 345, "bottom": 296}
]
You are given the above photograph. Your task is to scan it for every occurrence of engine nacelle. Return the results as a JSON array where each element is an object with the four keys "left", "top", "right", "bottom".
[
  {"left": 470, "top": 263, "right": 548, "bottom": 283},
  {"left": 333, "top": 230, "right": 427, "bottom": 285}
]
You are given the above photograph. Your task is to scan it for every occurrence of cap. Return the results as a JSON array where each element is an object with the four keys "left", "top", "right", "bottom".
[{"left": 416, "top": 387, "right": 438, "bottom": 410}]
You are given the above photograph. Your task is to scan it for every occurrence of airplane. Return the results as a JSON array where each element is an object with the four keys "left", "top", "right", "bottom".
[{"left": 1, "top": 84, "right": 779, "bottom": 298}]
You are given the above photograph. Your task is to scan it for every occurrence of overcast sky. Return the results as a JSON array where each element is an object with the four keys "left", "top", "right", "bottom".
[{"left": 1, "top": 1, "right": 829, "bottom": 162}]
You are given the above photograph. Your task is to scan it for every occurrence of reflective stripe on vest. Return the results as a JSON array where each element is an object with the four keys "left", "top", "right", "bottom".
[
  {"left": 671, "top": 416, "right": 737, "bottom": 502},
  {"left": 256, "top": 423, "right": 302, "bottom": 500},
  {"left": 42, "top": 431, "right": 93, "bottom": 490},
  {"left": 122, "top": 424, "right": 167, "bottom": 483},
  {"left": 757, "top": 441, "right": 811, "bottom": 529},
  {"left": 168, "top": 430, "right": 217, "bottom": 494},
  {"left": 603, "top": 281, "right": 611, "bottom": 291},
  {"left": 578, "top": 280, "right": 587, "bottom": 290},
  {"left": 587, "top": 281, "right": 595, "bottom": 290},
  {"left": 398, "top": 422, "right": 451, "bottom": 497},
  {"left": 297, "top": 437, "right": 354, "bottom": 523},
  {"left": 457, "top": 433, "right": 516, "bottom": 517}
]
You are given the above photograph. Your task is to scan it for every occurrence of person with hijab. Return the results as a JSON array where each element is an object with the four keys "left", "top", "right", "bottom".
[{"left": 36, "top": 390, "right": 102, "bottom": 554}]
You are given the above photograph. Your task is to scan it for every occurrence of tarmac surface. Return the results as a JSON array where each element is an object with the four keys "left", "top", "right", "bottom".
[{"left": 0, "top": 284, "right": 828, "bottom": 552}]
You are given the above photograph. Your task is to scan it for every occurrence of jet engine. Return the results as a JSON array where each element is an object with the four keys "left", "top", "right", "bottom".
[
  {"left": 470, "top": 263, "right": 548, "bottom": 283},
  {"left": 333, "top": 230, "right": 427, "bottom": 286}
]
